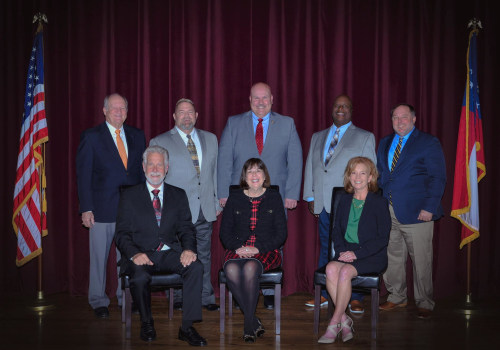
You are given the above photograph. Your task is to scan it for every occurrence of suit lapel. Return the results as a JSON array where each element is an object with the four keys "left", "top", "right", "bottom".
[
  {"left": 124, "top": 124, "right": 136, "bottom": 167},
  {"left": 197, "top": 129, "right": 207, "bottom": 176},
  {"left": 140, "top": 183, "right": 160, "bottom": 230},
  {"left": 99, "top": 123, "right": 125, "bottom": 170}
]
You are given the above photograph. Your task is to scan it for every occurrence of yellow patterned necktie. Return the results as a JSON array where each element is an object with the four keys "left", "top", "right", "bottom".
[{"left": 186, "top": 134, "right": 200, "bottom": 176}]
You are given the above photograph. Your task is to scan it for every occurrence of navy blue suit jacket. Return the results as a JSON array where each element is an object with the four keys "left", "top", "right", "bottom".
[
  {"left": 76, "top": 122, "right": 146, "bottom": 222},
  {"left": 376, "top": 128, "right": 446, "bottom": 224}
]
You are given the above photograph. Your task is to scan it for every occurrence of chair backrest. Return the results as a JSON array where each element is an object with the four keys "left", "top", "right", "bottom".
[
  {"left": 328, "top": 187, "right": 347, "bottom": 261},
  {"left": 327, "top": 186, "right": 382, "bottom": 261}
]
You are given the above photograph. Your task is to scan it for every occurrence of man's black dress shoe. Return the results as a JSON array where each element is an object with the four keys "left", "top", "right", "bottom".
[
  {"left": 94, "top": 306, "right": 109, "bottom": 318},
  {"left": 173, "top": 302, "right": 183, "bottom": 310},
  {"left": 203, "top": 303, "right": 220, "bottom": 311},
  {"left": 263, "top": 295, "right": 274, "bottom": 310},
  {"left": 140, "top": 320, "right": 157, "bottom": 342},
  {"left": 178, "top": 326, "right": 207, "bottom": 346}
]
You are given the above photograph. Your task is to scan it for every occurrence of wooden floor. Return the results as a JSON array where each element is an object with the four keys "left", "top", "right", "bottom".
[{"left": 0, "top": 292, "right": 497, "bottom": 349}]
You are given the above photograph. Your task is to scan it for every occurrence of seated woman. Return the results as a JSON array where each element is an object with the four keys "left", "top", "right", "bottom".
[
  {"left": 219, "top": 158, "right": 287, "bottom": 343},
  {"left": 318, "top": 157, "right": 391, "bottom": 343}
]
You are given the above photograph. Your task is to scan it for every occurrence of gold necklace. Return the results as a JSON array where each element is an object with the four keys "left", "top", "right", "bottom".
[{"left": 352, "top": 198, "right": 365, "bottom": 209}]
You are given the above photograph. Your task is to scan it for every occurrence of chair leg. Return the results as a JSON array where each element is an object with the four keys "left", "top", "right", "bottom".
[
  {"left": 125, "top": 287, "right": 132, "bottom": 339},
  {"left": 313, "top": 284, "right": 321, "bottom": 334},
  {"left": 168, "top": 288, "right": 174, "bottom": 320},
  {"left": 121, "top": 288, "right": 125, "bottom": 323},
  {"left": 220, "top": 282, "right": 225, "bottom": 333},
  {"left": 327, "top": 294, "right": 333, "bottom": 319},
  {"left": 371, "top": 288, "right": 379, "bottom": 340},
  {"left": 228, "top": 291, "right": 233, "bottom": 317},
  {"left": 275, "top": 284, "right": 281, "bottom": 334}
]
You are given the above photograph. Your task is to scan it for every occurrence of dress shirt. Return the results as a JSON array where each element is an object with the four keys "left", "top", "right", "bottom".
[
  {"left": 106, "top": 121, "right": 128, "bottom": 156},
  {"left": 387, "top": 127, "right": 415, "bottom": 169},
  {"left": 146, "top": 181, "right": 164, "bottom": 207},
  {"left": 175, "top": 127, "right": 203, "bottom": 169},
  {"left": 252, "top": 112, "right": 270, "bottom": 143}
]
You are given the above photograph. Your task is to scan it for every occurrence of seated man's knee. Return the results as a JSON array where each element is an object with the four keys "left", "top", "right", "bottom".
[{"left": 130, "top": 266, "right": 152, "bottom": 287}]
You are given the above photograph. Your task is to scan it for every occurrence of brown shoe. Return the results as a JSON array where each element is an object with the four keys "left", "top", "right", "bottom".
[
  {"left": 379, "top": 301, "right": 407, "bottom": 311},
  {"left": 349, "top": 300, "right": 364, "bottom": 314},
  {"left": 417, "top": 308, "right": 432, "bottom": 319},
  {"left": 305, "top": 296, "right": 328, "bottom": 307}
]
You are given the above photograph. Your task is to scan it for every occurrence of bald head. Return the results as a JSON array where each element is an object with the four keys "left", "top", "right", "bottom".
[{"left": 249, "top": 82, "right": 273, "bottom": 118}]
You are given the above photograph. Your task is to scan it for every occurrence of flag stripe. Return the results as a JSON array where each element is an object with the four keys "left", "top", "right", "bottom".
[{"left": 12, "top": 29, "right": 49, "bottom": 267}]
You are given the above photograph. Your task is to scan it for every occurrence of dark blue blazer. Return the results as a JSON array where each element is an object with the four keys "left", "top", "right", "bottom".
[
  {"left": 333, "top": 192, "right": 391, "bottom": 268},
  {"left": 376, "top": 128, "right": 446, "bottom": 224},
  {"left": 76, "top": 122, "right": 146, "bottom": 222}
]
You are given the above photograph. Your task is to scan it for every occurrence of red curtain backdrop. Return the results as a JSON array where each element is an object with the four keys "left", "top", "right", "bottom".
[{"left": 1, "top": 0, "right": 499, "bottom": 299}]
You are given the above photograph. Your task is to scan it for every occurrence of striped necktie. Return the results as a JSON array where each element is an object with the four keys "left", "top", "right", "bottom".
[
  {"left": 186, "top": 134, "right": 200, "bottom": 176},
  {"left": 391, "top": 137, "right": 403, "bottom": 172},
  {"left": 325, "top": 128, "right": 340, "bottom": 166}
]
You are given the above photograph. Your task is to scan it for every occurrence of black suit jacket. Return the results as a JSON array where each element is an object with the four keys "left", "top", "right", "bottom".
[
  {"left": 332, "top": 192, "right": 391, "bottom": 263},
  {"left": 219, "top": 187, "right": 287, "bottom": 253},
  {"left": 114, "top": 183, "right": 197, "bottom": 261},
  {"left": 76, "top": 122, "right": 146, "bottom": 222}
]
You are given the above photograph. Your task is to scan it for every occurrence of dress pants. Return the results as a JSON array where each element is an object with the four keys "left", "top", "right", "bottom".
[
  {"left": 174, "top": 210, "right": 216, "bottom": 305},
  {"left": 128, "top": 250, "right": 203, "bottom": 322},
  {"left": 88, "top": 222, "right": 122, "bottom": 308},
  {"left": 384, "top": 205, "right": 435, "bottom": 310}
]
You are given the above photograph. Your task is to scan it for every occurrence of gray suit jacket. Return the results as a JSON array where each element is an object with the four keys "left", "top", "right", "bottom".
[
  {"left": 217, "top": 111, "right": 303, "bottom": 201},
  {"left": 303, "top": 124, "right": 376, "bottom": 214},
  {"left": 150, "top": 127, "right": 219, "bottom": 223}
]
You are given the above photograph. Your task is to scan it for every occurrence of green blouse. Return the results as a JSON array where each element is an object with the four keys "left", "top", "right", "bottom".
[{"left": 345, "top": 198, "right": 365, "bottom": 244}]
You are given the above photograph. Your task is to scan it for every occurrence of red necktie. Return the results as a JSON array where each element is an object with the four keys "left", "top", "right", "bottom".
[
  {"left": 255, "top": 118, "right": 264, "bottom": 155},
  {"left": 152, "top": 189, "right": 161, "bottom": 226}
]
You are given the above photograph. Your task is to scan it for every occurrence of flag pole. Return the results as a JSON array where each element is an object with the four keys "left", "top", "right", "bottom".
[
  {"left": 463, "top": 17, "right": 482, "bottom": 309},
  {"left": 30, "top": 12, "right": 54, "bottom": 313}
]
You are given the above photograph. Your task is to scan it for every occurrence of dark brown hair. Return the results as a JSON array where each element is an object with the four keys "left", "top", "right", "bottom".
[{"left": 239, "top": 158, "right": 271, "bottom": 189}]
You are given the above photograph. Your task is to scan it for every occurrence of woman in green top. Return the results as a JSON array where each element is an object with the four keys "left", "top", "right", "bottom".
[{"left": 318, "top": 157, "right": 391, "bottom": 343}]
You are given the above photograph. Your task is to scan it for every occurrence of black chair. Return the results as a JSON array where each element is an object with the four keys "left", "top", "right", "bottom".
[
  {"left": 219, "top": 184, "right": 284, "bottom": 334},
  {"left": 121, "top": 273, "right": 183, "bottom": 339},
  {"left": 313, "top": 187, "right": 382, "bottom": 340}
]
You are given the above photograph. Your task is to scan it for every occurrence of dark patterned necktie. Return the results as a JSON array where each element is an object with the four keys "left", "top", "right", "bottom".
[
  {"left": 391, "top": 137, "right": 403, "bottom": 172},
  {"left": 152, "top": 189, "right": 161, "bottom": 226},
  {"left": 389, "top": 136, "right": 403, "bottom": 205},
  {"left": 255, "top": 118, "right": 264, "bottom": 155},
  {"left": 325, "top": 128, "right": 340, "bottom": 166},
  {"left": 186, "top": 134, "right": 200, "bottom": 176}
]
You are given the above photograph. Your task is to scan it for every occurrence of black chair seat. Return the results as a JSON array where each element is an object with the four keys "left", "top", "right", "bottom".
[{"left": 121, "top": 272, "right": 182, "bottom": 339}]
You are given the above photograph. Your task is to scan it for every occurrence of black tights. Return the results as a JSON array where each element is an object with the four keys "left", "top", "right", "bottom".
[{"left": 224, "top": 259, "right": 263, "bottom": 334}]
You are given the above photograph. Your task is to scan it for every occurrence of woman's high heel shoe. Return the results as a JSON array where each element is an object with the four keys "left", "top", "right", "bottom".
[
  {"left": 341, "top": 315, "right": 354, "bottom": 342},
  {"left": 254, "top": 317, "right": 265, "bottom": 338},
  {"left": 317, "top": 323, "right": 342, "bottom": 343}
]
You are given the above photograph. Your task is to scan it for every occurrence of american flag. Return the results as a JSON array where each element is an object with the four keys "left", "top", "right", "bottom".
[
  {"left": 451, "top": 28, "right": 486, "bottom": 249},
  {"left": 12, "top": 29, "right": 49, "bottom": 267}
]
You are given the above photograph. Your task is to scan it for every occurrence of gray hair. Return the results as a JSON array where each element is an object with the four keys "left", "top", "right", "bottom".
[
  {"left": 175, "top": 98, "right": 195, "bottom": 111},
  {"left": 104, "top": 93, "right": 129, "bottom": 111},
  {"left": 142, "top": 145, "right": 169, "bottom": 167}
]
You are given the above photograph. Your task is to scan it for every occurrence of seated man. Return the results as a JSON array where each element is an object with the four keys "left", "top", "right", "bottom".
[{"left": 115, "top": 145, "right": 207, "bottom": 346}]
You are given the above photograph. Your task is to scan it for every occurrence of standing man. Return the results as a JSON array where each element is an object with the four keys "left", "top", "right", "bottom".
[
  {"left": 377, "top": 103, "right": 446, "bottom": 319},
  {"left": 76, "top": 93, "right": 146, "bottom": 318},
  {"left": 115, "top": 146, "right": 207, "bottom": 345},
  {"left": 303, "top": 94, "right": 376, "bottom": 311},
  {"left": 217, "top": 82, "right": 303, "bottom": 309},
  {"left": 150, "top": 98, "right": 220, "bottom": 311}
]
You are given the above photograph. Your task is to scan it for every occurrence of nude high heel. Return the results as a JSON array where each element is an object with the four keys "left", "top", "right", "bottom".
[
  {"left": 318, "top": 323, "right": 342, "bottom": 343},
  {"left": 341, "top": 315, "right": 354, "bottom": 342}
]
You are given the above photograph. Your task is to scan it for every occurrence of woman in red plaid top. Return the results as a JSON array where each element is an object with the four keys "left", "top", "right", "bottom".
[{"left": 219, "top": 158, "right": 287, "bottom": 343}]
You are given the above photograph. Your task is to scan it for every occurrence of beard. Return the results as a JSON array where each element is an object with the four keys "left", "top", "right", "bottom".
[{"left": 146, "top": 172, "right": 165, "bottom": 186}]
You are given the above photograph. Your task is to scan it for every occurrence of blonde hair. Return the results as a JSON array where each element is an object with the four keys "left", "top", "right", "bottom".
[{"left": 343, "top": 157, "right": 378, "bottom": 193}]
